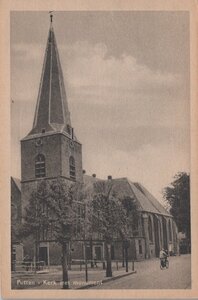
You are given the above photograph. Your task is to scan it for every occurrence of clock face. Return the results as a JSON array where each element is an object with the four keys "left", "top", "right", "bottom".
[
  {"left": 35, "top": 138, "right": 42, "bottom": 147},
  {"left": 69, "top": 140, "right": 74, "bottom": 149}
]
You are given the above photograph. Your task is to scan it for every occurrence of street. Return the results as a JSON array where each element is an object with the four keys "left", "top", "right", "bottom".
[
  {"left": 11, "top": 254, "right": 191, "bottom": 289},
  {"left": 90, "top": 254, "right": 191, "bottom": 289}
]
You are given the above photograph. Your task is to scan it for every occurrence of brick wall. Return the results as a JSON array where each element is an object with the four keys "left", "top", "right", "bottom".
[
  {"left": 21, "top": 134, "right": 62, "bottom": 181},
  {"left": 60, "top": 135, "right": 83, "bottom": 182}
]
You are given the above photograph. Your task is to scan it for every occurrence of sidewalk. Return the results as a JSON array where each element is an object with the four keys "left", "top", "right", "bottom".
[
  {"left": 12, "top": 262, "right": 136, "bottom": 289},
  {"left": 12, "top": 255, "right": 191, "bottom": 290}
]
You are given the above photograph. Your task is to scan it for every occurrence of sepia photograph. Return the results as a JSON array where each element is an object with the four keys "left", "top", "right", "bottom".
[
  {"left": 0, "top": 1, "right": 197, "bottom": 298},
  {"left": 10, "top": 9, "right": 192, "bottom": 291}
]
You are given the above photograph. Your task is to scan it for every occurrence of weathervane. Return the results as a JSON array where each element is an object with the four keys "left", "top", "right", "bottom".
[{"left": 49, "top": 11, "right": 54, "bottom": 24}]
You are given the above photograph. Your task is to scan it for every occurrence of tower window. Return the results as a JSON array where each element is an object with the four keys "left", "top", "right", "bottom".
[
  {"left": 69, "top": 156, "right": 76, "bottom": 180},
  {"left": 35, "top": 154, "right": 46, "bottom": 178}
]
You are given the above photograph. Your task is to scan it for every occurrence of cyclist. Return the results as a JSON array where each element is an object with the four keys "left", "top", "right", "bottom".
[{"left": 159, "top": 248, "right": 168, "bottom": 269}]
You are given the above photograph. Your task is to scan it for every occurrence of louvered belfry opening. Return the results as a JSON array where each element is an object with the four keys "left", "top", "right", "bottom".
[
  {"left": 35, "top": 154, "right": 46, "bottom": 178},
  {"left": 69, "top": 156, "right": 76, "bottom": 180}
]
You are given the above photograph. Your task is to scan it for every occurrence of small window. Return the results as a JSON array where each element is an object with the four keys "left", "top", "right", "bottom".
[
  {"left": 42, "top": 128, "right": 46, "bottom": 134},
  {"left": 69, "top": 156, "right": 76, "bottom": 180},
  {"left": 35, "top": 154, "right": 46, "bottom": 178}
]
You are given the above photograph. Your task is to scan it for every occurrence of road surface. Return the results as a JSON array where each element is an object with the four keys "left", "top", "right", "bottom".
[{"left": 91, "top": 254, "right": 191, "bottom": 289}]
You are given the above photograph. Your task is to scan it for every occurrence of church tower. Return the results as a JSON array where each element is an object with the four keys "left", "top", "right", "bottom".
[{"left": 21, "top": 16, "right": 83, "bottom": 209}]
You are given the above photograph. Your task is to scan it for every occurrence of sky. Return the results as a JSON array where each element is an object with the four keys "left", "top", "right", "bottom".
[{"left": 11, "top": 11, "right": 190, "bottom": 204}]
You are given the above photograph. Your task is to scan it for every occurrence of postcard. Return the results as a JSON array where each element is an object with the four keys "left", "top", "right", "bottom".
[{"left": 1, "top": 0, "right": 198, "bottom": 298}]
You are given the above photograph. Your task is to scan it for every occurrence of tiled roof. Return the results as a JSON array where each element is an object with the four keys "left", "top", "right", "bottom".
[
  {"left": 133, "top": 182, "right": 170, "bottom": 216},
  {"left": 83, "top": 175, "right": 171, "bottom": 217}
]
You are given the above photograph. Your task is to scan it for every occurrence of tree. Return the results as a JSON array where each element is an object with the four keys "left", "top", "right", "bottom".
[
  {"left": 11, "top": 204, "right": 23, "bottom": 271},
  {"left": 91, "top": 180, "right": 132, "bottom": 277},
  {"left": 163, "top": 172, "right": 190, "bottom": 242},
  {"left": 22, "top": 178, "right": 81, "bottom": 289},
  {"left": 121, "top": 196, "right": 139, "bottom": 269}
]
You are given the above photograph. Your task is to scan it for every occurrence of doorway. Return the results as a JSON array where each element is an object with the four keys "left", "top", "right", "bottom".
[
  {"left": 39, "top": 246, "right": 48, "bottom": 266},
  {"left": 94, "top": 246, "right": 102, "bottom": 260}
]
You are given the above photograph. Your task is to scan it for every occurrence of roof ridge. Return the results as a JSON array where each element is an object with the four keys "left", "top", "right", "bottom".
[
  {"left": 134, "top": 182, "right": 171, "bottom": 216},
  {"left": 125, "top": 178, "right": 143, "bottom": 211},
  {"left": 126, "top": 179, "right": 170, "bottom": 216}
]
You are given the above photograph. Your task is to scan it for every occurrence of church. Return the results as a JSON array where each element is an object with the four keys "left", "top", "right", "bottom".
[{"left": 11, "top": 16, "right": 179, "bottom": 267}]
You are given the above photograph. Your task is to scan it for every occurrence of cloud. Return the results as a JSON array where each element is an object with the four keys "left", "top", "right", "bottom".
[
  {"left": 12, "top": 40, "right": 183, "bottom": 105},
  {"left": 83, "top": 141, "right": 190, "bottom": 202},
  {"left": 12, "top": 43, "right": 45, "bottom": 62},
  {"left": 59, "top": 41, "right": 181, "bottom": 95},
  {"left": 11, "top": 40, "right": 190, "bottom": 202}
]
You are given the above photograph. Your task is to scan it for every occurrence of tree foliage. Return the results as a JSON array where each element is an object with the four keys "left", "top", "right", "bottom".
[
  {"left": 91, "top": 180, "right": 139, "bottom": 276},
  {"left": 92, "top": 181, "right": 129, "bottom": 241},
  {"left": 121, "top": 196, "right": 140, "bottom": 235},
  {"left": 22, "top": 179, "right": 84, "bottom": 242},
  {"left": 22, "top": 178, "right": 83, "bottom": 289},
  {"left": 163, "top": 172, "right": 190, "bottom": 240},
  {"left": 91, "top": 181, "right": 139, "bottom": 239},
  {"left": 21, "top": 177, "right": 139, "bottom": 280}
]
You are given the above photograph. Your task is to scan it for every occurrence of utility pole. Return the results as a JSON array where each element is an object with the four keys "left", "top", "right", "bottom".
[{"left": 84, "top": 202, "right": 88, "bottom": 282}]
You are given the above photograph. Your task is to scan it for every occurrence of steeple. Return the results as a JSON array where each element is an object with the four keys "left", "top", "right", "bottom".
[
  {"left": 29, "top": 15, "right": 72, "bottom": 136},
  {"left": 21, "top": 14, "right": 83, "bottom": 217}
]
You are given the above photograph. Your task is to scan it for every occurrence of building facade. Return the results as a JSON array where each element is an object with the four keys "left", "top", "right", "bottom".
[{"left": 73, "top": 175, "right": 179, "bottom": 263}]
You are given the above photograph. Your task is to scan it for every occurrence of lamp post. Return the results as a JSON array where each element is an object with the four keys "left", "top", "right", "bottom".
[
  {"left": 84, "top": 202, "right": 88, "bottom": 282},
  {"left": 84, "top": 241, "right": 88, "bottom": 282}
]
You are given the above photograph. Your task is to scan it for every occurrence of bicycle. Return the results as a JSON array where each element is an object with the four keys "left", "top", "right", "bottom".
[{"left": 160, "top": 257, "right": 169, "bottom": 269}]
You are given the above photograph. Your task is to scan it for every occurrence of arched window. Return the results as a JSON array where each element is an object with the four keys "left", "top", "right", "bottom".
[
  {"left": 168, "top": 219, "right": 172, "bottom": 242},
  {"left": 148, "top": 216, "right": 153, "bottom": 242},
  {"left": 69, "top": 156, "right": 76, "bottom": 180},
  {"left": 35, "top": 154, "right": 46, "bottom": 178}
]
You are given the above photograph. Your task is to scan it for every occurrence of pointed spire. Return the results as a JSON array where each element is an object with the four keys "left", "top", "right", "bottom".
[{"left": 29, "top": 15, "right": 72, "bottom": 136}]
